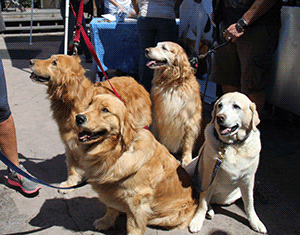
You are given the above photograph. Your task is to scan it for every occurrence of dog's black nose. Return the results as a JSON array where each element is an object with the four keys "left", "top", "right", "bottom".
[
  {"left": 145, "top": 48, "right": 150, "bottom": 54},
  {"left": 29, "top": 60, "right": 35, "bottom": 66},
  {"left": 217, "top": 114, "right": 226, "bottom": 124},
  {"left": 76, "top": 114, "right": 87, "bottom": 127}
]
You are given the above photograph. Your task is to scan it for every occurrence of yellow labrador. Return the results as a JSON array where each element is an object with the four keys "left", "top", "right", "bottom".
[{"left": 189, "top": 92, "right": 267, "bottom": 234}]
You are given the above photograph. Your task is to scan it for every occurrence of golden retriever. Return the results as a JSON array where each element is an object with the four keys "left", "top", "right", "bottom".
[
  {"left": 188, "top": 92, "right": 267, "bottom": 234},
  {"left": 29, "top": 55, "right": 151, "bottom": 192},
  {"left": 76, "top": 94, "right": 199, "bottom": 234},
  {"left": 145, "top": 41, "right": 202, "bottom": 166}
]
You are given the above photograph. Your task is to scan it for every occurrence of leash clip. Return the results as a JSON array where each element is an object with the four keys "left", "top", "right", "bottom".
[{"left": 73, "top": 41, "right": 79, "bottom": 56}]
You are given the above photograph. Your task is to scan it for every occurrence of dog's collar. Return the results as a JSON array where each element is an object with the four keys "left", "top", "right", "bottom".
[{"left": 213, "top": 128, "right": 250, "bottom": 145}]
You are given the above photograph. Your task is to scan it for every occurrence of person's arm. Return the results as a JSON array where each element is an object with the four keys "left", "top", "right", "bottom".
[
  {"left": 223, "top": 0, "right": 277, "bottom": 42},
  {"left": 131, "top": 0, "right": 139, "bottom": 16},
  {"left": 107, "top": 0, "right": 127, "bottom": 12},
  {"left": 243, "top": 0, "right": 277, "bottom": 25}
]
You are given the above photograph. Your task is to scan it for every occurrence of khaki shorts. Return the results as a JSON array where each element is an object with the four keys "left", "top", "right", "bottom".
[{"left": 211, "top": 24, "right": 280, "bottom": 94}]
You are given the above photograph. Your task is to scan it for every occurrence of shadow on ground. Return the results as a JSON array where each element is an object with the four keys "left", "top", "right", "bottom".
[
  {"left": 3, "top": 35, "right": 63, "bottom": 70},
  {"left": 0, "top": 153, "right": 67, "bottom": 185},
  {"left": 29, "top": 197, "right": 127, "bottom": 235}
]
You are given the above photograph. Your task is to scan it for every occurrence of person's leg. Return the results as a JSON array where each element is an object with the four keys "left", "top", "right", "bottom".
[
  {"left": 238, "top": 24, "right": 280, "bottom": 113},
  {"left": 0, "top": 115, "right": 19, "bottom": 166},
  {"left": 80, "top": 17, "right": 92, "bottom": 61},
  {"left": 0, "top": 57, "right": 18, "bottom": 166},
  {"left": 210, "top": 41, "right": 241, "bottom": 95},
  {"left": 156, "top": 18, "right": 178, "bottom": 43},
  {"left": 222, "top": 85, "right": 239, "bottom": 94},
  {"left": 59, "top": 7, "right": 76, "bottom": 54},
  {"left": 0, "top": 58, "right": 41, "bottom": 194},
  {"left": 137, "top": 17, "right": 156, "bottom": 91}
]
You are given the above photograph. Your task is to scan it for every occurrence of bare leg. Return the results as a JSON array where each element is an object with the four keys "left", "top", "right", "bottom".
[
  {"left": 248, "top": 91, "right": 266, "bottom": 114},
  {"left": 222, "top": 85, "right": 239, "bottom": 94},
  {"left": 0, "top": 115, "right": 19, "bottom": 166}
]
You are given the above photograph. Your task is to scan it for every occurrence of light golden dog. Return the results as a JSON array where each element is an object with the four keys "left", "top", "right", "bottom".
[
  {"left": 29, "top": 55, "right": 151, "bottom": 192},
  {"left": 146, "top": 41, "right": 202, "bottom": 166},
  {"left": 76, "top": 94, "right": 199, "bottom": 235},
  {"left": 188, "top": 92, "right": 267, "bottom": 234}
]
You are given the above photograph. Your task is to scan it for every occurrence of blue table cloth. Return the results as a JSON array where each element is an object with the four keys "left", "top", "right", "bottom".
[{"left": 90, "top": 18, "right": 140, "bottom": 75}]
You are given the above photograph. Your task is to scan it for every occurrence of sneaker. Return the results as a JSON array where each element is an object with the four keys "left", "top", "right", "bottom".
[{"left": 8, "top": 164, "right": 42, "bottom": 194}]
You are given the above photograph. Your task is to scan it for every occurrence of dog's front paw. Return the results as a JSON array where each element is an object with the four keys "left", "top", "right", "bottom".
[
  {"left": 249, "top": 218, "right": 267, "bottom": 234},
  {"left": 94, "top": 217, "right": 114, "bottom": 231},
  {"left": 189, "top": 211, "right": 206, "bottom": 233},
  {"left": 57, "top": 181, "right": 75, "bottom": 194}
]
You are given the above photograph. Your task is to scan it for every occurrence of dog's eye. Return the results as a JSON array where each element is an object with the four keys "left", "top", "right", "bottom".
[
  {"left": 217, "top": 103, "right": 223, "bottom": 109},
  {"left": 52, "top": 60, "right": 57, "bottom": 66},
  {"left": 233, "top": 104, "right": 241, "bottom": 109},
  {"left": 162, "top": 45, "right": 168, "bottom": 51},
  {"left": 101, "top": 107, "right": 109, "bottom": 113}
]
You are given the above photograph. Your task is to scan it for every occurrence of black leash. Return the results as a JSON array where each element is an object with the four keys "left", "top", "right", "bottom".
[
  {"left": 0, "top": 151, "right": 82, "bottom": 190},
  {"left": 189, "top": 40, "right": 231, "bottom": 100},
  {"left": 190, "top": 39, "right": 232, "bottom": 65}
]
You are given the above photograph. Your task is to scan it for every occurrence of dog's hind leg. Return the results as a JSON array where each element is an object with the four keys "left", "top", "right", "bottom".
[{"left": 94, "top": 207, "right": 120, "bottom": 231}]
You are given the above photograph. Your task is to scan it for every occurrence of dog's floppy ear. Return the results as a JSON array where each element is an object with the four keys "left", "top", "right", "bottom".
[
  {"left": 120, "top": 111, "right": 137, "bottom": 147},
  {"left": 73, "top": 55, "right": 81, "bottom": 63},
  {"left": 210, "top": 100, "right": 218, "bottom": 124},
  {"left": 250, "top": 102, "right": 260, "bottom": 131}
]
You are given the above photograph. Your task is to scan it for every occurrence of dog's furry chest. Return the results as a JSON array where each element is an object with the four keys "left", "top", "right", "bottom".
[
  {"left": 154, "top": 89, "right": 188, "bottom": 121},
  {"left": 201, "top": 133, "right": 261, "bottom": 204},
  {"left": 152, "top": 88, "right": 198, "bottom": 152}
]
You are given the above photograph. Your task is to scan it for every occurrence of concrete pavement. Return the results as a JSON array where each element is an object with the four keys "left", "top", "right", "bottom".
[{"left": 0, "top": 33, "right": 299, "bottom": 235}]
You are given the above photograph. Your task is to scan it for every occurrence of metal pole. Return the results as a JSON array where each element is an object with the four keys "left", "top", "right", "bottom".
[
  {"left": 29, "top": 0, "right": 34, "bottom": 45},
  {"left": 64, "top": 0, "right": 70, "bottom": 54}
]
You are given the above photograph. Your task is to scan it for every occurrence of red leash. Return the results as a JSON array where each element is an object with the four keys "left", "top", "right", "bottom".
[{"left": 70, "top": 0, "right": 123, "bottom": 102}]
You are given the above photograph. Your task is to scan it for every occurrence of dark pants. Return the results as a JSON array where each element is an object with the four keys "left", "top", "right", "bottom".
[{"left": 137, "top": 17, "right": 178, "bottom": 91}]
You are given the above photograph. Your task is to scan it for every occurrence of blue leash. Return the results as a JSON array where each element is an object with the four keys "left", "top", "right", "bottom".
[
  {"left": 0, "top": 151, "right": 78, "bottom": 190},
  {"left": 193, "top": 143, "right": 225, "bottom": 193}
]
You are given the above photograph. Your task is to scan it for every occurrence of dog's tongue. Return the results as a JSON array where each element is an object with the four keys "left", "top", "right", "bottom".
[
  {"left": 220, "top": 127, "right": 232, "bottom": 135},
  {"left": 78, "top": 132, "right": 91, "bottom": 142},
  {"left": 146, "top": 61, "right": 156, "bottom": 67}
]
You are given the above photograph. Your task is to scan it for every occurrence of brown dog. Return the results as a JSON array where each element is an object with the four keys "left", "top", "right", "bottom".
[
  {"left": 76, "top": 94, "right": 198, "bottom": 234},
  {"left": 146, "top": 41, "right": 202, "bottom": 166},
  {"left": 29, "top": 55, "right": 152, "bottom": 193}
]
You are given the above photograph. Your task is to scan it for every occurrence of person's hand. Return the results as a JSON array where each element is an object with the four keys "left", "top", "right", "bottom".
[
  {"left": 118, "top": 5, "right": 127, "bottom": 13},
  {"left": 223, "top": 23, "right": 244, "bottom": 42},
  {"left": 127, "top": 10, "right": 137, "bottom": 18}
]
